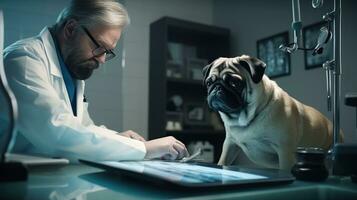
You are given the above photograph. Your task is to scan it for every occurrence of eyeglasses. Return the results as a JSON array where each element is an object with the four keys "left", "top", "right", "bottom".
[{"left": 81, "top": 26, "right": 116, "bottom": 61}]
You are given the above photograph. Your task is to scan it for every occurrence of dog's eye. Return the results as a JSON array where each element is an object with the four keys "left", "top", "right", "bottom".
[
  {"left": 230, "top": 81, "right": 237, "bottom": 88},
  {"left": 206, "top": 76, "right": 215, "bottom": 87}
]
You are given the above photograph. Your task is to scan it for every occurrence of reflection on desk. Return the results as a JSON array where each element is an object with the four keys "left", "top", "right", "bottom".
[
  {"left": 0, "top": 164, "right": 357, "bottom": 200},
  {"left": 0, "top": 165, "right": 103, "bottom": 200}
]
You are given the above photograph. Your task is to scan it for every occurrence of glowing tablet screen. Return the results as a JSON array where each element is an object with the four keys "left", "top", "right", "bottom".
[{"left": 101, "top": 160, "right": 267, "bottom": 183}]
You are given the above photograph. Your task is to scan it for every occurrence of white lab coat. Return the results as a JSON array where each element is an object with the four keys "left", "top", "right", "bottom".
[{"left": 3, "top": 27, "right": 146, "bottom": 162}]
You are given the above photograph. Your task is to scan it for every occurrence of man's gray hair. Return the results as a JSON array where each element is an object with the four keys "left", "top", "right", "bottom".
[{"left": 56, "top": 0, "right": 130, "bottom": 28}]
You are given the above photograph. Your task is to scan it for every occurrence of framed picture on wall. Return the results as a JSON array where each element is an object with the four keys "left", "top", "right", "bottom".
[
  {"left": 257, "top": 31, "right": 291, "bottom": 78},
  {"left": 303, "top": 21, "right": 333, "bottom": 70}
]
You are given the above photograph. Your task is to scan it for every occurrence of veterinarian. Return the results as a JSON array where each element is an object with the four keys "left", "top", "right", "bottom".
[{"left": 3, "top": 0, "right": 188, "bottom": 162}]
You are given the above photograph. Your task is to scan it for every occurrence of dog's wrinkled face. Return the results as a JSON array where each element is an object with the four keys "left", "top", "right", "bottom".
[
  {"left": 203, "top": 55, "right": 266, "bottom": 114},
  {"left": 205, "top": 60, "right": 246, "bottom": 113}
]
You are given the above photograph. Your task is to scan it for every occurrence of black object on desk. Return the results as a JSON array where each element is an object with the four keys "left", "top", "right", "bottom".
[
  {"left": 333, "top": 93, "right": 357, "bottom": 183},
  {"left": 291, "top": 147, "right": 329, "bottom": 181},
  {"left": 0, "top": 162, "right": 28, "bottom": 182},
  {"left": 333, "top": 143, "right": 357, "bottom": 183}
]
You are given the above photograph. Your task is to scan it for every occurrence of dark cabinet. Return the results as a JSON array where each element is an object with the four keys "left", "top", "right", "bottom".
[{"left": 148, "top": 17, "right": 230, "bottom": 163}]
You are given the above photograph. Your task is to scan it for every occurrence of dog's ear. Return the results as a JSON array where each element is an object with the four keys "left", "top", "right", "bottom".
[
  {"left": 202, "top": 62, "right": 213, "bottom": 85},
  {"left": 238, "top": 56, "right": 266, "bottom": 83}
]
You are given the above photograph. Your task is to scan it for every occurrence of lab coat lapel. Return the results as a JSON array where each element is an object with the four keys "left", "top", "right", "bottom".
[
  {"left": 76, "top": 80, "right": 85, "bottom": 121},
  {"left": 40, "top": 27, "right": 72, "bottom": 111}
]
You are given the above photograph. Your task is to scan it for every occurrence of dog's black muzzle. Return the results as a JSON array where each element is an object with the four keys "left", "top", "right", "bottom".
[{"left": 206, "top": 78, "right": 246, "bottom": 113}]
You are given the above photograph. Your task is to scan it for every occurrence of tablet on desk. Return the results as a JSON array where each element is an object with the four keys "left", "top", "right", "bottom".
[{"left": 79, "top": 159, "right": 294, "bottom": 188}]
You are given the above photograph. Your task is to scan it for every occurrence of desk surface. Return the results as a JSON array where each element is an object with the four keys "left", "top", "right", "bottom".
[{"left": 0, "top": 164, "right": 357, "bottom": 200}]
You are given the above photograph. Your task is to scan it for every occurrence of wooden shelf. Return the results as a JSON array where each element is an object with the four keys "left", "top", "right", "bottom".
[
  {"left": 148, "top": 17, "right": 230, "bottom": 163},
  {"left": 166, "top": 77, "right": 203, "bottom": 85}
]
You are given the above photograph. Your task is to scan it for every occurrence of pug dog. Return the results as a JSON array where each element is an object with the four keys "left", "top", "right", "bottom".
[{"left": 203, "top": 55, "right": 343, "bottom": 170}]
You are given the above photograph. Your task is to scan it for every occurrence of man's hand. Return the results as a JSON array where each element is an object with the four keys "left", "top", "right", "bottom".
[
  {"left": 120, "top": 130, "right": 146, "bottom": 142},
  {"left": 144, "top": 136, "right": 189, "bottom": 160}
]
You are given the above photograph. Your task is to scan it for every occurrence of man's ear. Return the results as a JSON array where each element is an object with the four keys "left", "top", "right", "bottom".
[
  {"left": 202, "top": 63, "right": 213, "bottom": 85},
  {"left": 238, "top": 55, "right": 266, "bottom": 83},
  {"left": 63, "top": 19, "right": 78, "bottom": 40}
]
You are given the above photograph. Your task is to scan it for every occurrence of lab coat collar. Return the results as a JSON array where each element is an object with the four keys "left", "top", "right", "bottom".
[
  {"left": 39, "top": 27, "right": 85, "bottom": 121},
  {"left": 39, "top": 27, "right": 72, "bottom": 112},
  {"left": 39, "top": 27, "right": 62, "bottom": 78}
]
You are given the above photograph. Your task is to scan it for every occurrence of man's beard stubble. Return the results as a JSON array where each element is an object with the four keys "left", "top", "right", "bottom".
[{"left": 64, "top": 46, "right": 99, "bottom": 80}]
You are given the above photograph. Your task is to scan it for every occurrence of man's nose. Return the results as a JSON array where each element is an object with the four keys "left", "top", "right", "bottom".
[{"left": 95, "top": 53, "right": 106, "bottom": 64}]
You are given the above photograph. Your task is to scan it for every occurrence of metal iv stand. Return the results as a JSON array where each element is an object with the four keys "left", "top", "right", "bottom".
[
  {"left": 321, "top": 0, "right": 343, "bottom": 175},
  {"left": 281, "top": 0, "right": 343, "bottom": 176},
  {"left": 327, "top": 0, "right": 341, "bottom": 158}
]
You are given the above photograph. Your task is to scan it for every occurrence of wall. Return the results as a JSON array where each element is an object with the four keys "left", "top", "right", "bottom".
[
  {"left": 4, "top": 0, "right": 353, "bottom": 143},
  {"left": 0, "top": 0, "right": 124, "bottom": 131},
  {"left": 123, "top": 0, "right": 214, "bottom": 138},
  {"left": 0, "top": 0, "right": 215, "bottom": 140},
  {"left": 213, "top": 0, "right": 357, "bottom": 142}
]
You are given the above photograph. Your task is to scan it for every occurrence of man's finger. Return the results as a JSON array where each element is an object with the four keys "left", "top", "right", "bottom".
[
  {"left": 131, "top": 134, "right": 146, "bottom": 141},
  {"left": 174, "top": 140, "right": 189, "bottom": 157},
  {"left": 174, "top": 139, "right": 185, "bottom": 148},
  {"left": 173, "top": 142, "right": 188, "bottom": 160},
  {"left": 168, "top": 146, "right": 179, "bottom": 160}
]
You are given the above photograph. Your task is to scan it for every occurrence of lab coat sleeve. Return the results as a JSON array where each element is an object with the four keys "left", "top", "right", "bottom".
[{"left": 4, "top": 47, "right": 146, "bottom": 161}]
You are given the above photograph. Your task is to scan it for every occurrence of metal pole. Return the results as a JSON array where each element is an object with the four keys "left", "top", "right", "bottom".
[
  {"left": 332, "top": 0, "right": 341, "bottom": 156},
  {"left": 292, "top": 0, "right": 303, "bottom": 49}
]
